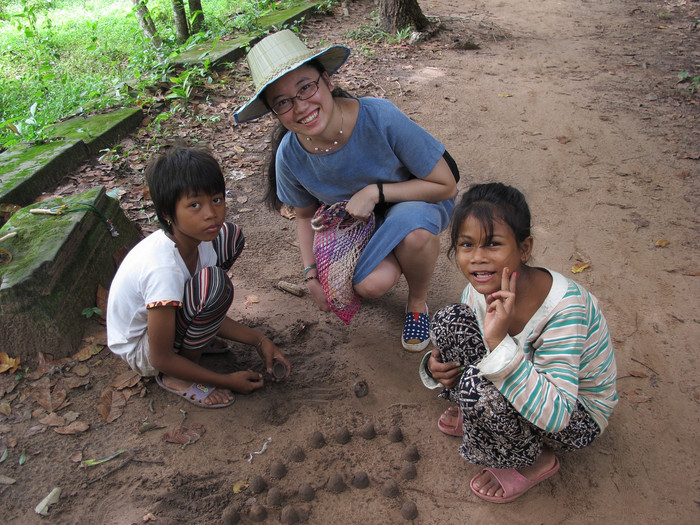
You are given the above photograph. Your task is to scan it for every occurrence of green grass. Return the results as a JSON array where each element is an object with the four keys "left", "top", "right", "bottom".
[{"left": 0, "top": 0, "right": 301, "bottom": 149}]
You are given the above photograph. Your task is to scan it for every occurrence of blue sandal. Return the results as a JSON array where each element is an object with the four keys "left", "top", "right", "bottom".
[{"left": 402, "top": 305, "right": 431, "bottom": 352}]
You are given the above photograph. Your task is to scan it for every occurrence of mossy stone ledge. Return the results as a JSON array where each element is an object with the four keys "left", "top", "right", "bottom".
[{"left": 0, "top": 187, "right": 142, "bottom": 362}]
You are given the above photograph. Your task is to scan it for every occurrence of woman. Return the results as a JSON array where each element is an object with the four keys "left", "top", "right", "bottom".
[{"left": 234, "top": 30, "right": 459, "bottom": 351}]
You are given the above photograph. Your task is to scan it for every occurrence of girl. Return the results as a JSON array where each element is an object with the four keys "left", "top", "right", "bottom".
[
  {"left": 234, "top": 30, "right": 459, "bottom": 351},
  {"left": 421, "top": 183, "right": 617, "bottom": 503},
  {"left": 107, "top": 146, "right": 290, "bottom": 408}
]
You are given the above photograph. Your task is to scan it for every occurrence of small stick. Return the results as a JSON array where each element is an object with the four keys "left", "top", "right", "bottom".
[
  {"left": 630, "top": 357, "right": 658, "bottom": 376},
  {"left": 88, "top": 456, "right": 133, "bottom": 484}
]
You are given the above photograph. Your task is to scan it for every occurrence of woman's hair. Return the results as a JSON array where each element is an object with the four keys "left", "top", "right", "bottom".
[
  {"left": 447, "top": 183, "right": 532, "bottom": 259},
  {"left": 145, "top": 146, "right": 226, "bottom": 234},
  {"left": 262, "top": 59, "right": 356, "bottom": 211}
]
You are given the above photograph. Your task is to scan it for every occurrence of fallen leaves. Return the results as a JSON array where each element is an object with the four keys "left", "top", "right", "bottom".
[
  {"left": 54, "top": 421, "right": 89, "bottom": 435},
  {"left": 244, "top": 294, "right": 260, "bottom": 308},
  {"left": 98, "top": 389, "right": 127, "bottom": 423},
  {"left": 571, "top": 262, "right": 591, "bottom": 274},
  {"left": 162, "top": 423, "right": 206, "bottom": 445},
  {"left": 556, "top": 136, "right": 571, "bottom": 144},
  {"left": 0, "top": 352, "right": 20, "bottom": 374},
  {"left": 654, "top": 238, "right": 670, "bottom": 247},
  {"left": 31, "top": 377, "right": 68, "bottom": 413}
]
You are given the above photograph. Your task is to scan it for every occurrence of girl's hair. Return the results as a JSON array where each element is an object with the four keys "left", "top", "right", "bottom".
[
  {"left": 145, "top": 146, "right": 226, "bottom": 234},
  {"left": 447, "top": 183, "right": 532, "bottom": 259},
  {"left": 262, "top": 59, "right": 356, "bottom": 211}
]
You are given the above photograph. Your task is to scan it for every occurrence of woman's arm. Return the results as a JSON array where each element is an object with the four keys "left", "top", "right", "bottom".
[
  {"left": 295, "top": 204, "right": 331, "bottom": 311},
  {"left": 345, "top": 156, "right": 458, "bottom": 220}
]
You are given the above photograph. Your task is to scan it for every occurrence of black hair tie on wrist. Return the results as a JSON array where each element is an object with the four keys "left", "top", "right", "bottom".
[{"left": 377, "top": 182, "right": 385, "bottom": 205}]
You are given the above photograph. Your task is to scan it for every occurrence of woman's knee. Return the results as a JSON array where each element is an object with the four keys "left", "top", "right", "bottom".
[
  {"left": 354, "top": 262, "right": 401, "bottom": 298},
  {"left": 398, "top": 228, "right": 438, "bottom": 253}
]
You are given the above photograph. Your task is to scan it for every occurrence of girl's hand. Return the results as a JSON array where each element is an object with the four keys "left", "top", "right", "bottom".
[
  {"left": 427, "top": 346, "right": 463, "bottom": 389},
  {"left": 483, "top": 267, "right": 517, "bottom": 349},
  {"left": 226, "top": 370, "right": 264, "bottom": 393},
  {"left": 307, "top": 277, "right": 331, "bottom": 312},
  {"left": 257, "top": 338, "right": 292, "bottom": 379},
  {"left": 346, "top": 185, "right": 379, "bottom": 220}
]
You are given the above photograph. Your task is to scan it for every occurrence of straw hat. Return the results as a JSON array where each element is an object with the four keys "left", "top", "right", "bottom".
[{"left": 234, "top": 30, "right": 350, "bottom": 124}]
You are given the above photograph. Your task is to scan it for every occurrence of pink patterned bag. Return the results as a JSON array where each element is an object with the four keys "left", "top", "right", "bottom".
[{"left": 311, "top": 201, "right": 375, "bottom": 324}]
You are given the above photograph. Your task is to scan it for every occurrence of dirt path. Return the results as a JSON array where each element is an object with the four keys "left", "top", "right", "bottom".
[{"left": 1, "top": 0, "right": 698, "bottom": 523}]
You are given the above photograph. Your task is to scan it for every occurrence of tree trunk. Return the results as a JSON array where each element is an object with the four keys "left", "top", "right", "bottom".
[
  {"left": 188, "top": 0, "right": 204, "bottom": 34},
  {"left": 378, "top": 0, "right": 431, "bottom": 33},
  {"left": 131, "top": 0, "right": 162, "bottom": 48},
  {"left": 171, "top": 0, "right": 190, "bottom": 43}
]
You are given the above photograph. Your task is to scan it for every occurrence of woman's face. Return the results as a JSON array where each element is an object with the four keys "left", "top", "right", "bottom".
[{"left": 264, "top": 64, "right": 334, "bottom": 137}]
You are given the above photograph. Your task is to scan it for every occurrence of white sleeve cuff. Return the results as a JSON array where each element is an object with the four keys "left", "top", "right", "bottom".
[
  {"left": 419, "top": 351, "right": 442, "bottom": 389},
  {"left": 477, "top": 335, "right": 519, "bottom": 377}
]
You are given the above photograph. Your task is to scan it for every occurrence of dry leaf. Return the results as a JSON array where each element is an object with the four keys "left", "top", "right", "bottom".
[
  {"left": 233, "top": 480, "right": 249, "bottom": 493},
  {"left": 498, "top": 93, "right": 513, "bottom": 98},
  {"left": 0, "top": 401, "right": 10, "bottom": 417},
  {"left": 110, "top": 370, "right": 141, "bottom": 391},
  {"left": 69, "top": 451, "right": 83, "bottom": 463},
  {"left": 39, "top": 413, "right": 66, "bottom": 427},
  {"left": 71, "top": 363, "right": 90, "bottom": 377},
  {"left": 654, "top": 238, "right": 669, "bottom": 247},
  {"left": 629, "top": 370, "right": 648, "bottom": 378},
  {"left": 162, "top": 423, "right": 206, "bottom": 444},
  {"left": 556, "top": 136, "right": 571, "bottom": 144},
  {"left": 0, "top": 352, "right": 20, "bottom": 374},
  {"left": 95, "top": 285, "right": 109, "bottom": 324},
  {"left": 98, "top": 389, "right": 126, "bottom": 423},
  {"left": 64, "top": 376, "right": 90, "bottom": 389},
  {"left": 280, "top": 204, "right": 296, "bottom": 220},
  {"left": 236, "top": 195, "right": 249, "bottom": 204},
  {"left": 73, "top": 341, "right": 103, "bottom": 362},
  {"left": 571, "top": 262, "right": 591, "bottom": 274},
  {"left": 31, "top": 377, "right": 68, "bottom": 412},
  {"left": 0, "top": 374, "right": 18, "bottom": 396},
  {"left": 244, "top": 295, "right": 260, "bottom": 308},
  {"left": 54, "top": 421, "right": 89, "bottom": 435}
]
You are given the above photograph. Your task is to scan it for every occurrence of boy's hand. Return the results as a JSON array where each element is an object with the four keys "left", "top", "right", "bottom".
[
  {"left": 227, "top": 371, "right": 265, "bottom": 393},
  {"left": 258, "top": 338, "right": 292, "bottom": 379},
  {"left": 428, "top": 346, "right": 462, "bottom": 389}
]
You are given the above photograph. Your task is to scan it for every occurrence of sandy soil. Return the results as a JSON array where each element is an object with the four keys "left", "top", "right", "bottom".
[{"left": 1, "top": 0, "right": 698, "bottom": 523}]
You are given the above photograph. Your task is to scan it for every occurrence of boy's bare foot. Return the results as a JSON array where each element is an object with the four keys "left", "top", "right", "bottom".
[
  {"left": 159, "top": 374, "right": 235, "bottom": 406},
  {"left": 471, "top": 448, "right": 557, "bottom": 499}
]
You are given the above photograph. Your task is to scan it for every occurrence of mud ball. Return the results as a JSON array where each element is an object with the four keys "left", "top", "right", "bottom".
[
  {"left": 281, "top": 505, "right": 300, "bottom": 525},
  {"left": 327, "top": 473, "right": 347, "bottom": 493},
  {"left": 351, "top": 471, "right": 370, "bottom": 489},
  {"left": 250, "top": 475, "right": 267, "bottom": 494},
  {"left": 270, "top": 459, "right": 288, "bottom": 479},
  {"left": 334, "top": 426, "right": 351, "bottom": 444},
  {"left": 289, "top": 445, "right": 306, "bottom": 463},
  {"left": 403, "top": 444, "right": 420, "bottom": 463},
  {"left": 401, "top": 500, "right": 418, "bottom": 520},
  {"left": 221, "top": 505, "right": 240, "bottom": 525},
  {"left": 298, "top": 482, "right": 315, "bottom": 502},
  {"left": 388, "top": 425, "right": 403, "bottom": 443},
  {"left": 400, "top": 461, "right": 417, "bottom": 480},
  {"left": 266, "top": 486, "right": 283, "bottom": 507},
  {"left": 352, "top": 380, "right": 369, "bottom": 398},
  {"left": 309, "top": 431, "right": 326, "bottom": 449},
  {"left": 381, "top": 479, "right": 399, "bottom": 498},
  {"left": 248, "top": 503, "right": 267, "bottom": 522},
  {"left": 359, "top": 422, "right": 376, "bottom": 440}
]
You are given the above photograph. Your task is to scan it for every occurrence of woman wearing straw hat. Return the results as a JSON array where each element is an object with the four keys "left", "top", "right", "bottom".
[{"left": 235, "top": 30, "right": 459, "bottom": 352}]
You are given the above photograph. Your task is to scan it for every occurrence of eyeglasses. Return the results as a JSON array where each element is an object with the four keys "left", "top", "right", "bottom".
[{"left": 270, "top": 74, "right": 323, "bottom": 115}]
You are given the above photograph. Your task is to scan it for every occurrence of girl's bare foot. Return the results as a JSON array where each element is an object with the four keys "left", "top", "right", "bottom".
[{"left": 160, "top": 375, "right": 234, "bottom": 406}]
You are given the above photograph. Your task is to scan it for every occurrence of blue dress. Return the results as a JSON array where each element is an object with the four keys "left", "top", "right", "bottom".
[{"left": 276, "top": 97, "right": 456, "bottom": 283}]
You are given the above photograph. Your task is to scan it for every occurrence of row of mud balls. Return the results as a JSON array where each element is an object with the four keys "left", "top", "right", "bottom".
[{"left": 222, "top": 425, "right": 420, "bottom": 524}]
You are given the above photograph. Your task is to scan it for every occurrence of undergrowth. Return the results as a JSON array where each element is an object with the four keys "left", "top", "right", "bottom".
[{"left": 0, "top": 0, "right": 305, "bottom": 149}]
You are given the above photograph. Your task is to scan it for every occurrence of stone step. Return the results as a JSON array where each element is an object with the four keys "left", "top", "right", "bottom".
[{"left": 0, "top": 187, "right": 142, "bottom": 362}]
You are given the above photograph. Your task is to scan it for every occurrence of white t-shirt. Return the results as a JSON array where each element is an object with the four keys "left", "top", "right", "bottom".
[{"left": 106, "top": 229, "right": 217, "bottom": 375}]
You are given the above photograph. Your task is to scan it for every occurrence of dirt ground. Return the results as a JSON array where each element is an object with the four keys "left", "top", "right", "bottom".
[{"left": 1, "top": 0, "right": 698, "bottom": 523}]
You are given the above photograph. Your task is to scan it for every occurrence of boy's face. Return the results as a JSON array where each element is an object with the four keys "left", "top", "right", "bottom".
[{"left": 170, "top": 190, "right": 226, "bottom": 244}]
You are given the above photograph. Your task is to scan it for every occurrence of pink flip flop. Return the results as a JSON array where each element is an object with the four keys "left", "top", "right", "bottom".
[
  {"left": 156, "top": 374, "right": 235, "bottom": 409},
  {"left": 437, "top": 406, "right": 463, "bottom": 437},
  {"left": 469, "top": 456, "right": 561, "bottom": 503}
]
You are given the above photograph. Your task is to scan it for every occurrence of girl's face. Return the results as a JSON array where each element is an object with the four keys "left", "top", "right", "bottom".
[
  {"left": 264, "top": 64, "right": 334, "bottom": 137},
  {"left": 456, "top": 214, "right": 533, "bottom": 295},
  {"left": 169, "top": 190, "right": 226, "bottom": 246}
]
